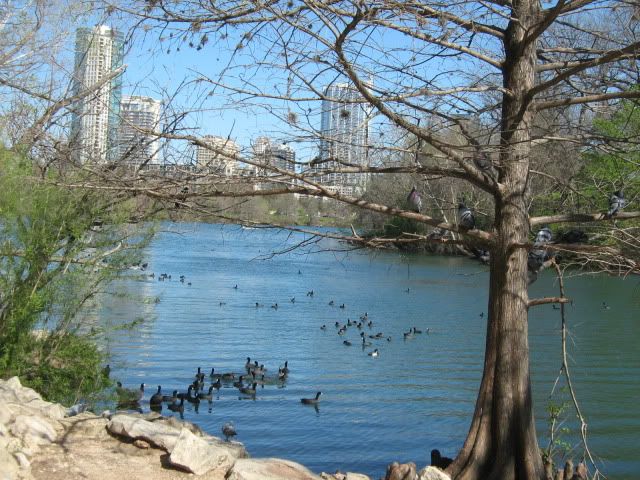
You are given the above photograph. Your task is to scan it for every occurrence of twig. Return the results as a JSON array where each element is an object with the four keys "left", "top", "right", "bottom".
[{"left": 552, "top": 261, "right": 605, "bottom": 479}]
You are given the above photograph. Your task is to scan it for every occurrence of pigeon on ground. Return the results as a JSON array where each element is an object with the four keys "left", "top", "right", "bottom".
[
  {"left": 606, "top": 190, "right": 626, "bottom": 218},
  {"left": 407, "top": 186, "right": 423, "bottom": 213},
  {"left": 458, "top": 203, "right": 475, "bottom": 230},
  {"left": 66, "top": 403, "right": 88, "bottom": 417}
]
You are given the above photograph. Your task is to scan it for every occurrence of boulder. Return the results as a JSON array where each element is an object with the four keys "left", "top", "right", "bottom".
[
  {"left": 0, "top": 448, "right": 21, "bottom": 480},
  {"left": 227, "top": 458, "right": 322, "bottom": 480},
  {"left": 9, "top": 415, "right": 57, "bottom": 452},
  {"left": 320, "top": 473, "right": 370, "bottom": 480},
  {"left": 107, "top": 414, "right": 181, "bottom": 451},
  {"left": 203, "top": 436, "right": 248, "bottom": 460},
  {"left": 417, "top": 466, "right": 451, "bottom": 480},
  {"left": 24, "top": 400, "right": 66, "bottom": 421},
  {"left": 385, "top": 462, "right": 417, "bottom": 480},
  {"left": 168, "top": 428, "right": 235, "bottom": 476},
  {"left": 59, "top": 414, "right": 109, "bottom": 441},
  {"left": 3, "top": 377, "right": 41, "bottom": 403}
]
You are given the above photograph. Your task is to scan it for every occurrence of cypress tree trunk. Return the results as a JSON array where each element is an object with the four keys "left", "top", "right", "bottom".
[{"left": 448, "top": 1, "right": 545, "bottom": 478}]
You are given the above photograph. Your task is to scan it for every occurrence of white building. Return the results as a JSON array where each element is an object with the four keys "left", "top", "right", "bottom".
[
  {"left": 311, "top": 83, "right": 372, "bottom": 194},
  {"left": 117, "top": 95, "right": 162, "bottom": 166},
  {"left": 252, "top": 137, "right": 296, "bottom": 190},
  {"left": 70, "top": 25, "right": 124, "bottom": 164},
  {"left": 252, "top": 137, "right": 295, "bottom": 174},
  {"left": 196, "top": 135, "right": 240, "bottom": 176}
]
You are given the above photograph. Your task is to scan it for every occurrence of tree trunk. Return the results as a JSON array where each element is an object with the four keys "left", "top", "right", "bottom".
[{"left": 447, "top": 1, "right": 545, "bottom": 479}]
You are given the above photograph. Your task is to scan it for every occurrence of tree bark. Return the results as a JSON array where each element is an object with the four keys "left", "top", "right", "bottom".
[{"left": 447, "top": 1, "right": 545, "bottom": 478}]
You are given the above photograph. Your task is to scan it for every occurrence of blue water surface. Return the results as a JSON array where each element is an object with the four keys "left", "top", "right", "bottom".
[{"left": 104, "top": 223, "right": 640, "bottom": 479}]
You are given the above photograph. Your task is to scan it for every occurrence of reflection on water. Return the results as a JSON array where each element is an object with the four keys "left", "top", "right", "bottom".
[{"left": 105, "top": 223, "right": 640, "bottom": 479}]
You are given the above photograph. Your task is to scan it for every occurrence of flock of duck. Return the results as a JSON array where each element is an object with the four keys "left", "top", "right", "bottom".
[
  {"left": 320, "top": 310, "right": 430, "bottom": 358},
  {"left": 114, "top": 358, "right": 322, "bottom": 440}
]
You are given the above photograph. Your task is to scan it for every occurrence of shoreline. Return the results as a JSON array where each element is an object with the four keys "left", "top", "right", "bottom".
[{"left": 0, "top": 377, "right": 449, "bottom": 480}]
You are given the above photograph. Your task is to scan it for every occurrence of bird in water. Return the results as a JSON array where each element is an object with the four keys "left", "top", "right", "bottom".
[
  {"left": 222, "top": 422, "right": 237, "bottom": 441},
  {"left": 301, "top": 392, "right": 322, "bottom": 405},
  {"left": 116, "top": 382, "right": 144, "bottom": 404},
  {"left": 368, "top": 349, "right": 379, "bottom": 357},
  {"left": 607, "top": 190, "right": 627, "bottom": 218},
  {"left": 149, "top": 385, "right": 163, "bottom": 406},
  {"left": 457, "top": 203, "right": 475, "bottom": 230},
  {"left": 168, "top": 397, "right": 185, "bottom": 413},
  {"left": 407, "top": 186, "right": 423, "bottom": 213},
  {"left": 162, "top": 390, "right": 178, "bottom": 403}
]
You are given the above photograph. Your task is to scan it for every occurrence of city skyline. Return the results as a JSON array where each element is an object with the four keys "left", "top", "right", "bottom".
[{"left": 68, "top": 23, "right": 373, "bottom": 194}]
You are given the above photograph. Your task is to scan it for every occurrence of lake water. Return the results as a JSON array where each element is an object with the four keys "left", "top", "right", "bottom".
[{"left": 105, "top": 223, "right": 640, "bottom": 479}]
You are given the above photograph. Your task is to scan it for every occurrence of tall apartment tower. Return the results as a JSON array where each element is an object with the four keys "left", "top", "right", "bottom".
[
  {"left": 252, "top": 137, "right": 296, "bottom": 190},
  {"left": 315, "top": 83, "right": 371, "bottom": 195},
  {"left": 196, "top": 135, "right": 240, "bottom": 175},
  {"left": 117, "top": 95, "right": 162, "bottom": 166},
  {"left": 70, "top": 25, "right": 124, "bottom": 164},
  {"left": 253, "top": 137, "right": 295, "bottom": 173}
]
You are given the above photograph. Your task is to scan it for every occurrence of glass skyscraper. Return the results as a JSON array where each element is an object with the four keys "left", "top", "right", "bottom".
[
  {"left": 70, "top": 26, "right": 124, "bottom": 164},
  {"left": 315, "top": 83, "right": 371, "bottom": 195}
]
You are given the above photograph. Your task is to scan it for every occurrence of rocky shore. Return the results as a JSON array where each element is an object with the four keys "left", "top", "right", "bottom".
[{"left": 0, "top": 377, "right": 450, "bottom": 480}]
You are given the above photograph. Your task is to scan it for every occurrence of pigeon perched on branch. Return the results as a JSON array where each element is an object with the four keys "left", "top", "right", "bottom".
[
  {"left": 457, "top": 203, "right": 475, "bottom": 230},
  {"left": 606, "top": 190, "right": 626, "bottom": 218},
  {"left": 473, "top": 151, "right": 492, "bottom": 171},
  {"left": 534, "top": 226, "right": 552, "bottom": 246},
  {"left": 407, "top": 186, "right": 422, "bottom": 213}
]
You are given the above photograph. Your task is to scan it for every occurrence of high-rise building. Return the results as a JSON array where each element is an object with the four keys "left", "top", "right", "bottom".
[
  {"left": 252, "top": 137, "right": 295, "bottom": 190},
  {"left": 70, "top": 25, "right": 124, "bottom": 164},
  {"left": 117, "top": 95, "right": 162, "bottom": 166},
  {"left": 313, "top": 83, "right": 372, "bottom": 195},
  {"left": 196, "top": 135, "right": 240, "bottom": 175},
  {"left": 253, "top": 136, "right": 295, "bottom": 174}
]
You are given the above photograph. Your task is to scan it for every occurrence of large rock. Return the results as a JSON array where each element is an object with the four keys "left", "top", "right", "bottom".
[
  {"left": 9, "top": 415, "right": 57, "bottom": 454},
  {"left": 59, "top": 413, "right": 110, "bottom": 441},
  {"left": 168, "top": 428, "right": 235, "bottom": 476},
  {"left": 0, "top": 448, "right": 21, "bottom": 480},
  {"left": 321, "top": 473, "right": 371, "bottom": 480},
  {"left": 23, "top": 400, "right": 66, "bottom": 421},
  {"left": 1, "top": 377, "right": 41, "bottom": 403},
  {"left": 107, "top": 414, "right": 181, "bottom": 451},
  {"left": 385, "top": 462, "right": 417, "bottom": 480},
  {"left": 417, "top": 466, "right": 451, "bottom": 480},
  {"left": 228, "top": 458, "right": 322, "bottom": 480}
]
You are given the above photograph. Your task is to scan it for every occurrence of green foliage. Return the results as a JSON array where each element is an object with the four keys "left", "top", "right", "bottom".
[
  {"left": 23, "top": 333, "right": 112, "bottom": 406},
  {"left": 0, "top": 148, "right": 152, "bottom": 405},
  {"left": 542, "top": 395, "right": 574, "bottom": 470},
  {"left": 578, "top": 99, "right": 640, "bottom": 207}
]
